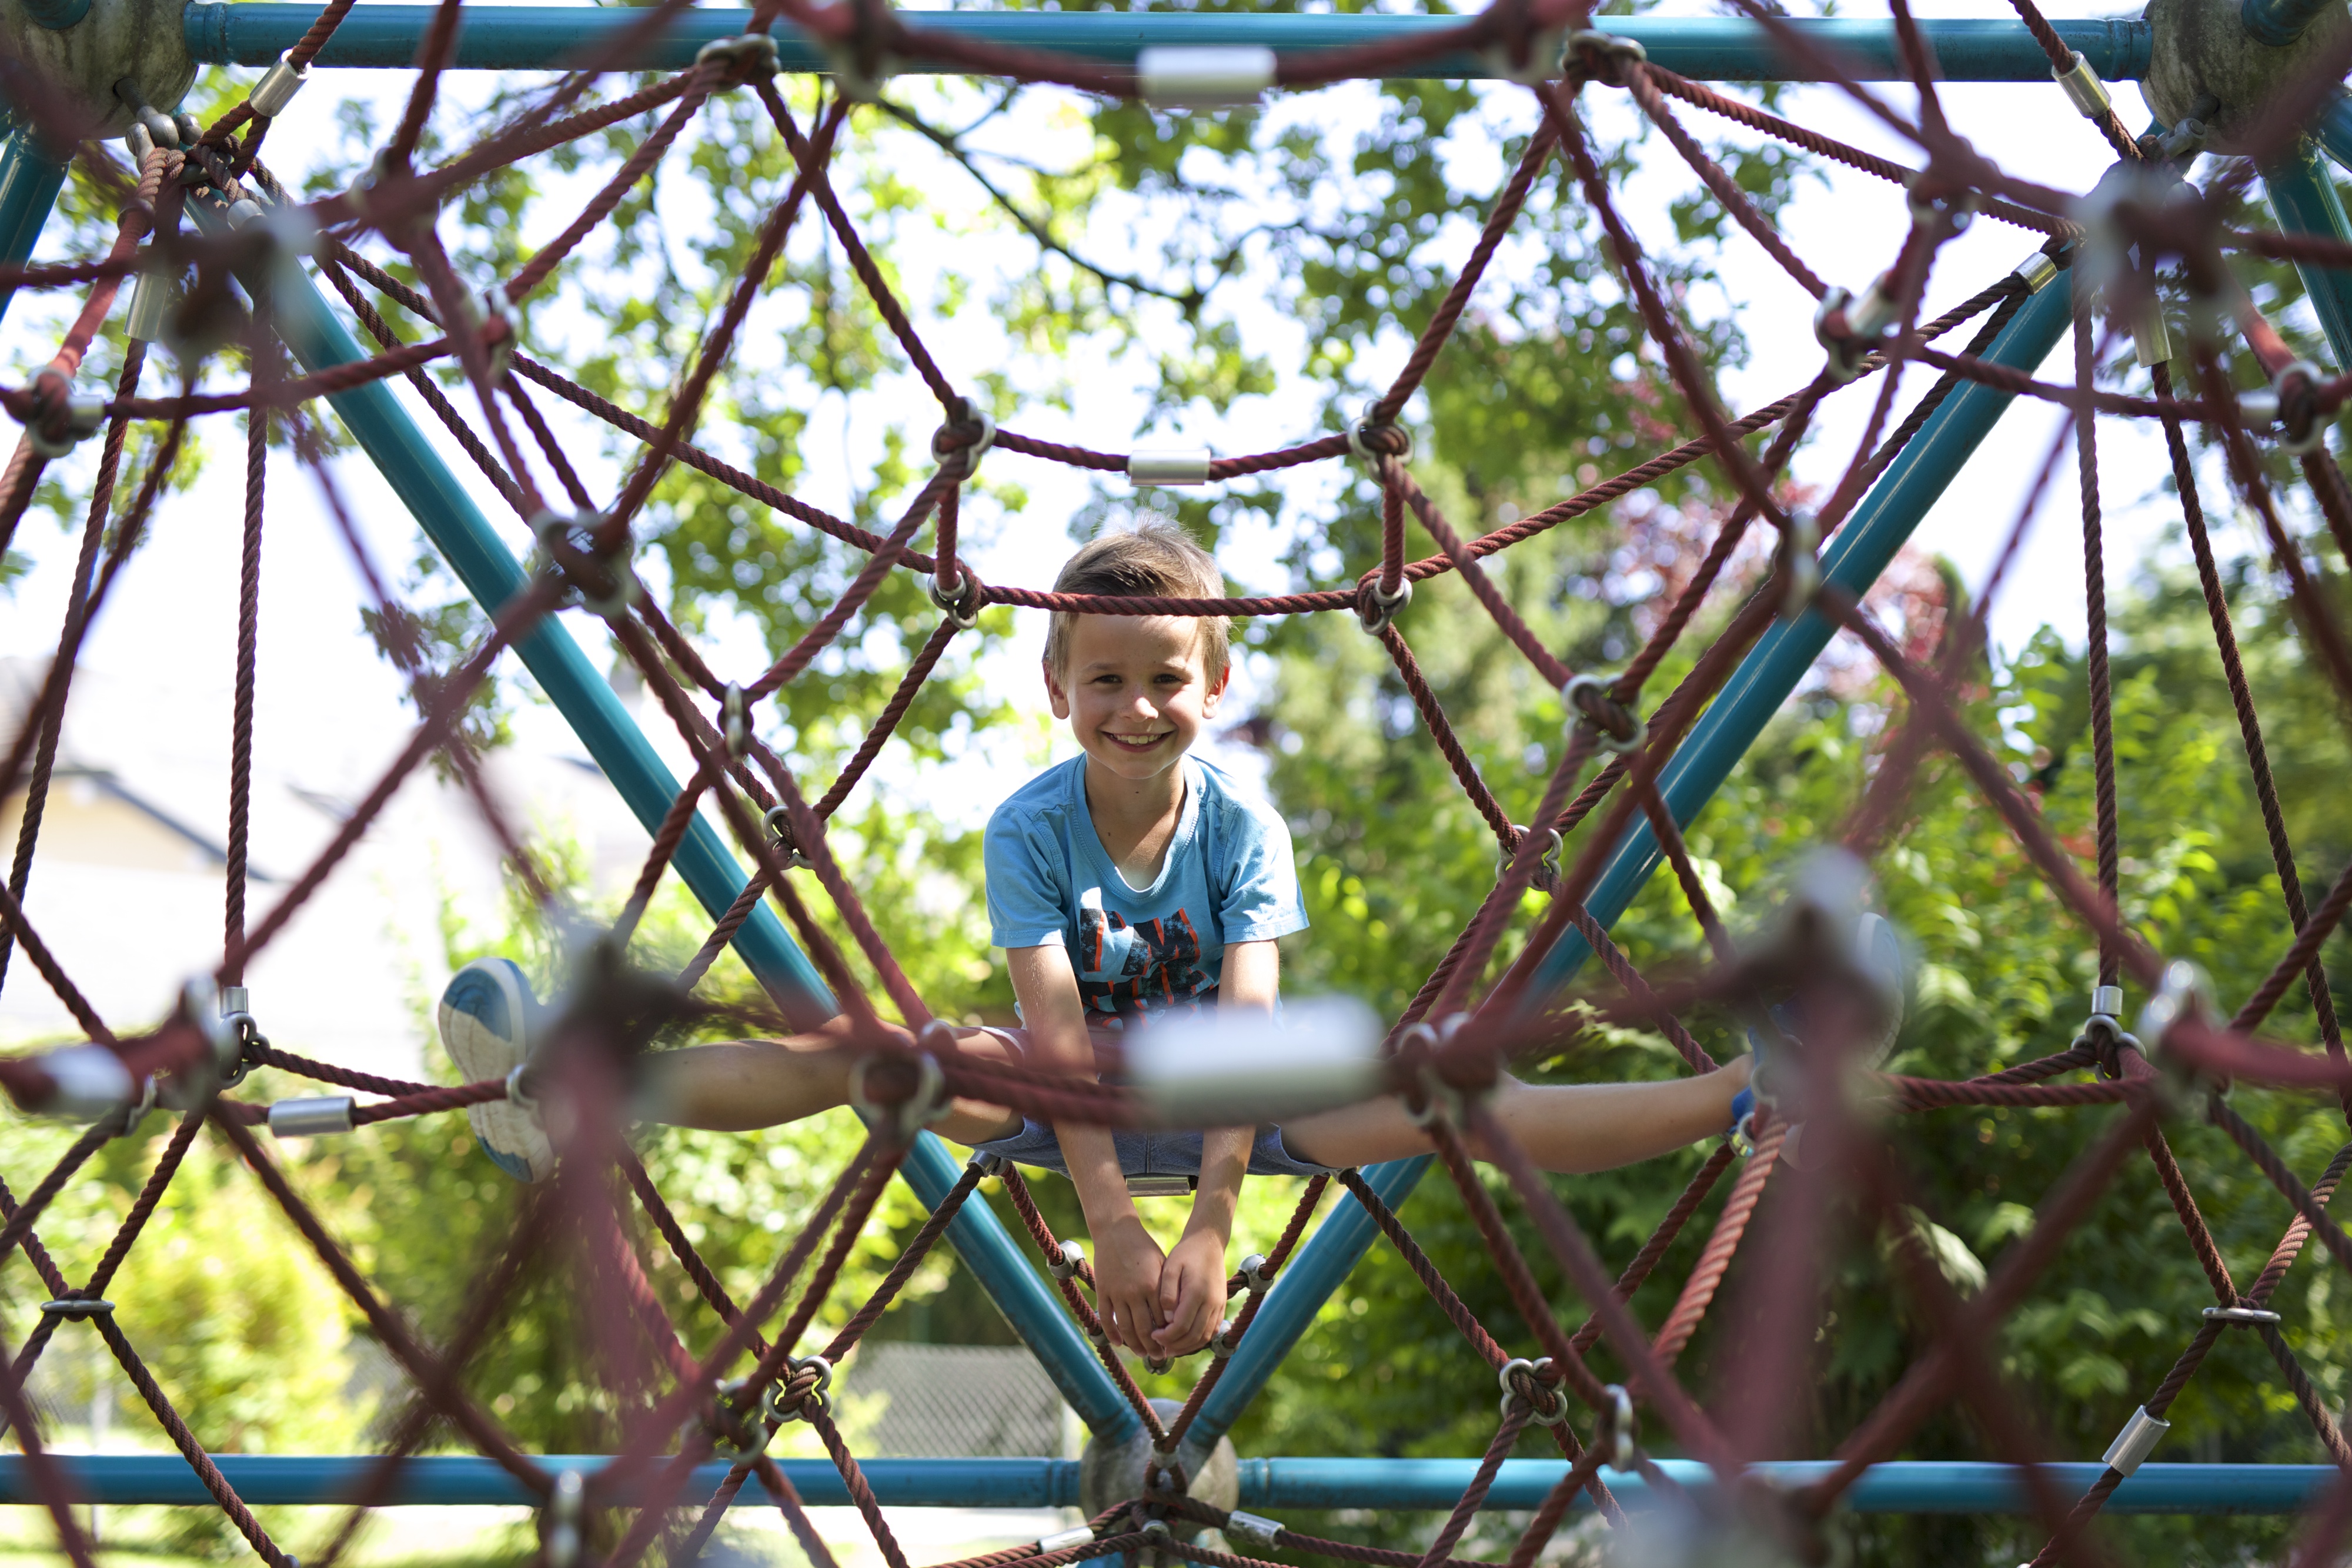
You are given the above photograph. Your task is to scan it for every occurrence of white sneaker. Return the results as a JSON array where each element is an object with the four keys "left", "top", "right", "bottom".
[
  {"left": 1743, "top": 912, "right": 1907, "bottom": 1168},
  {"left": 437, "top": 958, "right": 554, "bottom": 1183}
]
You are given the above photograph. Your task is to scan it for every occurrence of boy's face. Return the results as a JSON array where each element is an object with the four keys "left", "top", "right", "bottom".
[{"left": 1045, "top": 614, "right": 1227, "bottom": 784}]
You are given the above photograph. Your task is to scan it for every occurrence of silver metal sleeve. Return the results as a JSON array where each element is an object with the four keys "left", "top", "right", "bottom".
[
  {"left": 1138, "top": 46, "right": 1277, "bottom": 109},
  {"left": 2101, "top": 1406, "right": 2170, "bottom": 1476},
  {"left": 1129, "top": 447, "right": 1214, "bottom": 486},
  {"left": 2054, "top": 51, "right": 2112, "bottom": 119},
  {"left": 269, "top": 1095, "right": 356, "bottom": 1138},
  {"left": 1037, "top": 1527, "right": 1094, "bottom": 1554},
  {"left": 2013, "top": 252, "right": 2060, "bottom": 295},
  {"left": 1225, "top": 1512, "right": 1282, "bottom": 1550},
  {"left": 249, "top": 51, "right": 311, "bottom": 118}
]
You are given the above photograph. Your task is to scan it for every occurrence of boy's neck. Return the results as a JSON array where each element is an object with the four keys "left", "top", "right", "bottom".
[{"left": 1081, "top": 751, "right": 1189, "bottom": 851}]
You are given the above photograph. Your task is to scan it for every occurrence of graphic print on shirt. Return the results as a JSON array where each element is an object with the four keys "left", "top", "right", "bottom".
[{"left": 1075, "top": 885, "right": 1211, "bottom": 1020}]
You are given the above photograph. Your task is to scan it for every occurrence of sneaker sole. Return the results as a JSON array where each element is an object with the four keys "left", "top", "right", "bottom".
[{"left": 439, "top": 959, "right": 555, "bottom": 1183}]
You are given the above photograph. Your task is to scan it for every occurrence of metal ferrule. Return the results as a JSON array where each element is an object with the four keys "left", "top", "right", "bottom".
[
  {"left": 2103, "top": 1406, "right": 2170, "bottom": 1476},
  {"left": 1129, "top": 447, "right": 1213, "bottom": 486},
  {"left": 2204, "top": 1304, "right": 2285, "bottom": 1325},
  {"left": 225, "top": 197, "right": 266, "bottom": 229},
  {"left": 36, "top": 1045, "right": 135, "bottom": 1121},
  {"left": 1225, "top": 1512, "right": 1282, "bottom": 1551},
  {"left": 2013, "top": 251, "right": 2061, "bottom": 295},
  {"left": 1126, "top": 1175, "right": 1192, "bottom": 1196},
  {"left": 250, "top": 51, "right": 311, "bottom": 118},
  {"left": 2130, "top": 307, "right": 2173, "bottom": 369},
  {"left": 2054, "top": 51, "right": 2111, "bottom": 119},
  {"left": 1137, "top": 45, "right": 1277, "bottom": 110},
  {"left": 269, "top": 1095, "right": 355, "bottom": 1138},
  {"left": 2093, "top": 984, "right": 2125, "bottom": 1018},
  {"left": 1037, "top": 1526, "right": 1095, "bottom": 1554}
]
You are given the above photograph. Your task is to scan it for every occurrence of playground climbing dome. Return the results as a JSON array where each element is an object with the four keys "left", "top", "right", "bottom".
[{"left": 9, "top": 0, "right": 2352, "bottom": 1562}]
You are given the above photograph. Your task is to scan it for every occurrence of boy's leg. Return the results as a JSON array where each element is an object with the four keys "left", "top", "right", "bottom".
[
  {"left": 639, "top": 1019, "right": 1024, "bottom": 1142},
  {"left": 1279, "top": 1059, "right": 1750, "bottom": 1175}
]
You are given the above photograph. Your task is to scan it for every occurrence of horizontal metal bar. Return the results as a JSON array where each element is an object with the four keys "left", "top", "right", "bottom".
[
  {"left": 2, "top": 1456, "right": 2334, "bottom": 1513},
  {"left": 183, "top": 6, "right": 2153, "bottom": 82}
]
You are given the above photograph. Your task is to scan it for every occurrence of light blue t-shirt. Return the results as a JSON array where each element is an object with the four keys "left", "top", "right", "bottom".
[{"left": 984, "top": 754, "right": 1308, "bottom": 1027}]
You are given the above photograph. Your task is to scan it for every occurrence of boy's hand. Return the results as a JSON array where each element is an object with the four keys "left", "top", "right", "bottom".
[
  {"left": 1093, "top": 1214, "right": 1169, "bottom": 1357},
  {"left": 1154, "top": 1229, "right": 1228, "bottom": 1356}
]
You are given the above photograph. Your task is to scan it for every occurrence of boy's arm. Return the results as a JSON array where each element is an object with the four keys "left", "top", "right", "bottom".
[
  {"left": 1005, "top": 944, "right": 1169, "bottom": 1358},
  {"left": 1154, "top": 938, "right": 1279, "bottom": 1355}
]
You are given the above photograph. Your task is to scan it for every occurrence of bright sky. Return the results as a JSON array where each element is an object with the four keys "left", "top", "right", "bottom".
[{"left": 0, "top": 4, "right": 2294, "bottom": 1049}]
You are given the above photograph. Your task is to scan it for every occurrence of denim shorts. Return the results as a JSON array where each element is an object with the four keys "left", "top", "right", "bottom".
[{"left": 967, "top": 1120, "right": 1334, "bottom": 1179}]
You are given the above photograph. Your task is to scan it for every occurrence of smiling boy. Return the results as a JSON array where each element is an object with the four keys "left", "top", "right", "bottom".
[{"left": 436, "top": 523, "right": 1750, "bottom": 1363}]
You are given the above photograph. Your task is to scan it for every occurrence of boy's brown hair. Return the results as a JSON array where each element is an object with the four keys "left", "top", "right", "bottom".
[{"left": 1045, "top": 523, "right": 1230, "bottom": 681}]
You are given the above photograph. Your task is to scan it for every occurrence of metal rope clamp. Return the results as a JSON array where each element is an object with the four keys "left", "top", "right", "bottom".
[
  {"left": 1501, "top": 824, "right": 1563, "bottom": 895},
  {"left": 1347, "top": 402, "right": 1413, "bottom": 470},
  {"left": 1210, "top": 1316, "right": 1238, "bottom": 1358},
  {"left": 706, "top": 1378, "right": 775, "bottom": 1460},
  {"left": 931, "top": 564, "right": 983, "bottom": 631},
  {"left": 2070, "top": 984, "right": 2139, "bottom": 1081},
  {"left": 2139, "top": 958, "right": 2223, "bottom": 1112},
  {"left": 848, "top": 1050, "right": 950, "bottom": 1142},
  {"left": 1475, "top": 22, "right": 1565, "bottom": 86},
  {"left": 1238, "top": 1251, "right": 1274, "bottom": 1293},
  {"left": 1812, "top": 279, "right": 1899, "bottom": 385},
  {"left": 1394, "top": 1016, "right": 1470, "bottom": 1127},
  {"left": 465, "top": 283, "right": 519, "bottom": 386},
  {"left": 1355, "top": 573, "right": 1411, "bottom": 636},
  {"left": 2267, "top": 359, "right": 2329, "bottom": 456},
  {"left": 696, "top": 32, "right": 781, "bottom": 88},
  {"left": 39, "top": 1295, "right": 116, "bottom": 1319},
  {"left": 721, "top": 683, "right": 751, "bottom": 758},
  {"left": 158, "top": 975, "right": 248, "bottom": 1106},
  {"left": 1594, "top": 1382, "right": 1637, "bottom": 1468},
  {"left": 2204, "top": 1303, "right": 2284, "bottom": 1326},
  {"left": 1497, "top": 1356, "right": 1569, "bottom": 1427},
  {"left": 935, "top": 396, "right": 995, "bottom": 482},
  {"left": 544, "top": 1467, "right": 586, "bottom": 1568},
  {"left": 762, "top": 804, "right": 816, "bottom": 871},
  {"left": 762, "top": 1353, "right": 834, "bottom": 1424},
  {"left": 19, "top": 369, "right": 105, "bottom": 459},
  {"left": 1051, "top": 1239, "right": 1087, "bottom": 1282},
  {"left": 1224, "top": 1511, "right": 1282, "bottom": 1552},
  {"left": 1560, "top": 29, "right": 1646, "bottom": 86},
  {"left": 1772, "top": 510, "right": 1821, "bottom": 621},
  {"left": 1562, "top": 673, "right": 1645, "bottom": 755},
  {"left": 530, "top": 510, "right": 640, "bottom": 619}
]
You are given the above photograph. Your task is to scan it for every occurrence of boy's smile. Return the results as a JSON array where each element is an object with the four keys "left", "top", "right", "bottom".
[{"left": 1046, "top": 614, "right": 1227, "bottom": 787}]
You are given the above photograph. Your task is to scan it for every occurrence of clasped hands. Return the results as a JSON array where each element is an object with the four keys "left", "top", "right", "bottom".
[{"left": 1090, "top": 1217, "right": 1229, "bottom": 1359}]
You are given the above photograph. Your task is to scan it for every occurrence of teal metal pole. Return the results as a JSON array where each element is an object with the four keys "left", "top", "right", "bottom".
[
  {"left": 1189, "top": 271, "right": 2076, "bottom": 1450},
  {"left": 2260, "top": 139, "right": 2352, "bottom": 370},
  {"left": 183, "top": 5, "right": 2151, "bottom": 82},
  {"left": 0, "top": 122, "right": 66, "bottom": 330},
  {"left": 8, "top": 1455, "right": 2336, "bottom": 1514},
  {"left": 225, "top": 219, "right": 1134, "bottom": 1439}
]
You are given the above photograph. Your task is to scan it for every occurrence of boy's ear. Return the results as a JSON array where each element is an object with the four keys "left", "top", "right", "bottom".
[
  {"left": 1201, "top": 660, "right": 1231, "bottom": 716},
  {"left": 1043, "top": 657, "right": 1071, "bottom": 720}
]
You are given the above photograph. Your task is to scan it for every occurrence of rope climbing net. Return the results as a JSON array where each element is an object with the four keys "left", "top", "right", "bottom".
[{"left": 6, "top": 0, "right": 2352, "bottom": 1561}]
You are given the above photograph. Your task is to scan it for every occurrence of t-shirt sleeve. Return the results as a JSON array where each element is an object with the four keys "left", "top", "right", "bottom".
[
  {"left": 985, "top": 807, "right": 1073, "bottom": 950},
  {"left": 1217, "top": 795, "right": 1309, "bottom": 944}
]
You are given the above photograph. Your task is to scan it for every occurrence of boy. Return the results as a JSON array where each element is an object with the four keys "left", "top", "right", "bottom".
[{"left": 438, "top": 524, "right": 1752, "bottom": 1361}]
